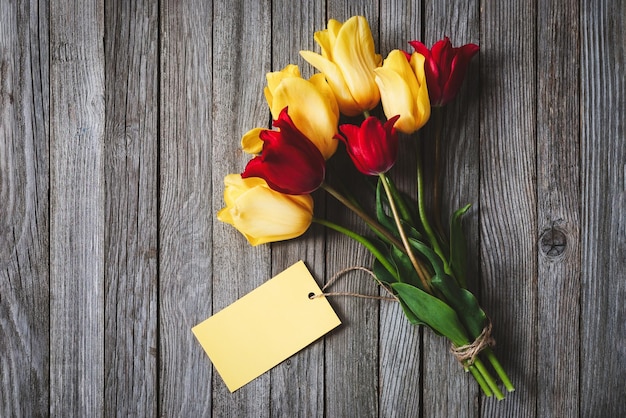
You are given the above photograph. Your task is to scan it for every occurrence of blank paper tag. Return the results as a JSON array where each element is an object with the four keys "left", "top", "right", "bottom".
[{"left": 192, "top": 260, "right": 341, "bottom": 392}]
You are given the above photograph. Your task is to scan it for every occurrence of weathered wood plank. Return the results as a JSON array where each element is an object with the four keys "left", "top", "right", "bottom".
[
  {"left": 323, "top": 3, "right": 381, "bottom": 417},
  {"left": 580, "top": 1, "right": 626, "bottom": 416},
  {"left": 210, "top": 0, "right": 272, "bottom": 415},
  {"left": 104, "top": 0, "right": 158, "bottom": 415},
  {"left": 536, "top": 1, "right": 580, "bottom": 417},
  {"left": 378, "top": 1, "right": 422, "bottom": 417},
  {"left": 158, "top": 0, "right": 213, "bottom": 415},
  {"left": 479, "top": 0, "right": 537, "bottom": 415},
  {"left": 269, "top": 1, "right": 326, "bottom": 416},
  {"left": 0, "top": 0, "right": 50, "bottom": 416},
  {"left": 49, "top": 0, "right": 105, "bottom": 415},
  {"left": 421, "top": 1, "right": 482, "bottom": 416}
]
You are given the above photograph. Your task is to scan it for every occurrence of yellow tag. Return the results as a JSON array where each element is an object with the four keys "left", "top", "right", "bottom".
[{"left": 192, "top": 260, "right": 341, "bottom": 392}]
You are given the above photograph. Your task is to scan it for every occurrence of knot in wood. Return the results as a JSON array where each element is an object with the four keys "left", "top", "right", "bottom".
[{"left": 540, "top": 227, "right": 567, "bottom": 257}]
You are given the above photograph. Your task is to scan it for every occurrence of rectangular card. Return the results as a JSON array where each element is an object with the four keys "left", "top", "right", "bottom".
[{"left": 192, "top": 260, "right": 341, "bottom": 392}]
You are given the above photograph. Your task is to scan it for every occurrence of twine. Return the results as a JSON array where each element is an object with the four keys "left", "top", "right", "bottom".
[
  {"left": 450, "top": 322, "right": 495, "bottom": 365},
  {"left": 310, "top": 266, "right": 398, "bottom": 302}
]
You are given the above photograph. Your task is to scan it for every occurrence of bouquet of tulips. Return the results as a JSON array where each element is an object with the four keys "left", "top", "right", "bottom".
[{"left": 218, "top": 16, "right": 514, "bottom": 399}]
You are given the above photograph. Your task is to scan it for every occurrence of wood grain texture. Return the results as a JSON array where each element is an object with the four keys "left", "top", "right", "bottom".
[
  {"left": 269, "top": 1, "right": 326, "bottom": 416},
  {"left": 323, "top": 3, "right": 381, "bottom": 418},
  {"left": 422, "top": 1, "right": 482, "bottom": 416},
  {"left": 480, "top": 0, "right": 538, "bottom": 416},
  {"left": 104, "top": 0, "right": 158, "bottom": 415},
  {"left": 49, "top": 0, "right": 105, "bottom": 415},
  {"left": 378, "top": 1, "right": 422, "bottom": 417},
  {"left": 4, "top": 0, "right": 626, "bottom": 416},
  {"left": 0, "top": 0, "right": 50, "bottom": 416},
  {"left": 158, "top": 0, "right": 213, "bottom": 416},
  {"left": 536, "top": 1, "right": 580, "bottom": 417},
  {"left": 580, "top": 1, "right": 626, "bottom": 416},
  {"left": 210, "top": 0, "right": 272, "bottom": 416}
]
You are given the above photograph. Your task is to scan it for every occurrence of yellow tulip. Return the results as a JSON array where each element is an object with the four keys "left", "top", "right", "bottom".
[
  {"left": 374, "top": 50, "right": 431, "bottom": 134},
  {"left": 300, "top": 16, "right": 381, "bottom": 116},
  {"left": 262, "top": 65, "right": 339, "bottom": 159},
  {"left": 241, "top": 127, "right": 265, "bottom": 155},
  {"left": 217, "top": 174, "right": 314, "bottom": 246}
]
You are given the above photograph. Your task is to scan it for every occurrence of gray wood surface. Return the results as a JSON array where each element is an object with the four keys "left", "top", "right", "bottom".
[
  {"left": 1, "top": 0, "right": 625, "bottom": 416},
  {"left": 104, "top": 0, "right": 158, "bottom": 415},
  {"left": 49, "top": 0, "right": 105, "bottom": 415}
]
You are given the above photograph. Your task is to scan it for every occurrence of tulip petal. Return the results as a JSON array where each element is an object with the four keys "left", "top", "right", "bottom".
[
  {"left": 228, "top": 186, "right": 313, "bottom": 246},
  {"left": 309, "top": 73, "right": 339, "bottom": 119},
  {"left": 409, "top": 37, "right": 479, "bottom": 106},
  {"left": 218, "top": 174, "right": 313, "bottom": 246},
  {"left": 374, "top": 66, "right": 418, "bottom": 134},
  {"left": 336, "top": 116, "right": 399, "bottom": 175},
  {"left": 271, "top": 77, "right": 338, "bottom": 159},
  {"left": 241, "top": 127, "right": 265, "bottom": 154},
  {"left": 300, "top": 50, "right": 362, "bottom": 116},
  {"left": 331, "top": 16, "right": 380, "bottom": 111},
  {"left": 242, "top": 108, "right": 325, "bottom": 195}
]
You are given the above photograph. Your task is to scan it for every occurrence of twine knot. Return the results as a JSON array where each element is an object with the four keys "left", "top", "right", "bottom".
[{"left": 450, "top": 322, "right": 495, "bottom": 365}]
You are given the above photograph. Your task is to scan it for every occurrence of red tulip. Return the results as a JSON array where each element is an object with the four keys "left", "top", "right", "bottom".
[
  {"left": 408, "top": 37, "right": 479, "bottom": 106},
  {"left": 335, "top": 115, "right": 400, "bottom": 176},
  {"left": 242, "top": 108, "right": 325, "bottom": 195}
]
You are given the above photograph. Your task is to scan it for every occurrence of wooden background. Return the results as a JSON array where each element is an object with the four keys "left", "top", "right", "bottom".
[{"left": 1, "top": 0, "right": 624, "bottom": 416}]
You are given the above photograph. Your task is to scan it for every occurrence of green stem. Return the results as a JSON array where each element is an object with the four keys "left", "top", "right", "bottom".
[
  {"left": 385, "top": 175, "right": 416, "bottom": 225},
  {"left": 416, "top": 142, "right": 449, "bottom": 271},
  {"left": 380, "top": 174, "right": 432, "bottom": 292},
  {"left": 484, "top": 348, "right": 515, "bottom": 392},
  {"left": 321, "top": 182, "right": 404, "bottom": 252},
  {"left": 313, "top": 218, "right": 399, "bottom": 280},
  {"left": 363, "top": 110, "right": 371, "bottom": 118},
  {"left": 473, "top": 358, "right": 505, "bottom": 400},
  {"left": 431, "top": 107, "right": 447, "bottom": 242},
  {"left": 467, "top": 364, "right": 493, "bottom": 397}
]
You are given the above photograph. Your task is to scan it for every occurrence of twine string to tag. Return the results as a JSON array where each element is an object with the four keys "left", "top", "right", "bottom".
[
  {"left": 450, "top": 322, "right": 495, "bottom": 365},
  {"left": 311, "top": 266, "right": 398, "bottom": 302}
]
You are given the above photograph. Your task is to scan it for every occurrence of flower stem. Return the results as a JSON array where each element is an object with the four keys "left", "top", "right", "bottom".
[
  {"left": 467, "top": 364, "right": 493, "bottom": 397},
  {"left": 484, "top": 348, "right": 515, "bottom": 392},
  {"left": 416, "top": 141, "right": 449, "bottom": 271},
  {"left": 379, "top": 174, "right": 432, "bottom": 292},
  {"left": 473, "top": 358, "right": 505, "bottom": 400},
  {"left": 431, "top": 107, "right": 447, "bottom": 241},
  {"left": 312, "top": 217, "right": 399, "bottom": 280},
  {"left": 321, "top": 182, "right": 404, "bottom": 251}
]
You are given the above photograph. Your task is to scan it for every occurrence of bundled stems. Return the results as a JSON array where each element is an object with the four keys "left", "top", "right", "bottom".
[
  {"left": 485, "top": 348, "right": 515, "bottom": 392},
  {"left": 320, "top": 182, "right": 432, "bottom": 290},
  {"left": 311, "top": 217, "right": 397, "bottom": 280},
  {"left": 320, "top": 182, "right": 402, "bottom": 249},
  {"left": 379, "top": 174, "right": 432, "bottom": 292}
]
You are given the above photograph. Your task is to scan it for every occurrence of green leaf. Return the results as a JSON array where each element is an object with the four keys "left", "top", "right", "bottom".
[
  {"left": 372, "top": 253, "right": 398, "bottom": 285},
  {"left": 408, "top": 238, "right": 445, "bottom": 278},
  {"left": 389, "top": 245, "right": 425, "bottom": 289},
  {"left": 449, "top": 203, "right": 471, "bottom": 288},
  {"left": 430, "top": 274, "right": 488, "bottom": 340},
  {"left": 397, "top": 298, "right": 425, "bottom": 326},
  {"left": 391, "top": 282, "right": 471, "bottom": 346},
  {"left": 375, "top": 180, "right": 398, "bottom": 235}
]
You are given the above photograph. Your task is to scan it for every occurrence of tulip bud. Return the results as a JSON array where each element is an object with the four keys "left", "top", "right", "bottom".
[
  {"left": 335, "top": 115, "right": 400, "bottom": 176},
  {"left": 242, "top": 108, "right": 326, "bottom": 195},
  {"left": 300, "top": 16, "right": 382, "bottom": 116},
  {"left": 408, "top": 37, "right": 479, "bottom": 107},
  {"left": 374, "top": 50, "right": 431, "bottom": 134},
  {"left": 217, "top": 174, "right": 314, "bottom": 246}
]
